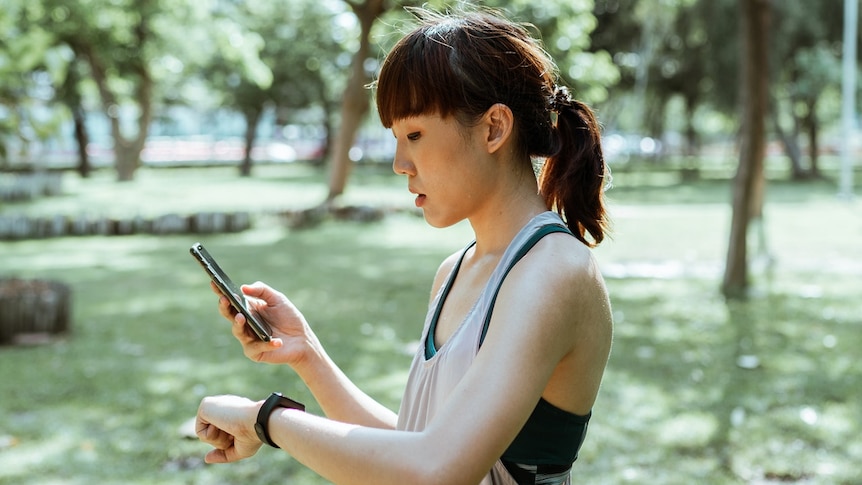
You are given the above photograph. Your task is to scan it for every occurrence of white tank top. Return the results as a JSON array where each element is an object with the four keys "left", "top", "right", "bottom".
[{"left": 396, "top": 212, "right": 570, "bottom": 485}]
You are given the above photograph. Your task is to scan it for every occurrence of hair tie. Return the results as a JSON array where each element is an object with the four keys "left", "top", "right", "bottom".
[{"left": 549, "top": 85, "right": 574, "bottom": 113}]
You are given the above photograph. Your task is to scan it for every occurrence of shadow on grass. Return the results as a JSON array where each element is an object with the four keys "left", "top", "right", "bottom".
[
  {"left": 0, "top": 215, "right": 454, "bottom": 484},
  {"left": 1, "top": 206, "right": 859, "bottom": 484},
  {"left": 585, "top": 275, "right": 862, "bottom": 483}
]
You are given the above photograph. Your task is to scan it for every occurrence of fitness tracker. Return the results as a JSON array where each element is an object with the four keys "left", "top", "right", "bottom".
[{"left": 254, "top": 392, "right": 305, "bottom": 448}]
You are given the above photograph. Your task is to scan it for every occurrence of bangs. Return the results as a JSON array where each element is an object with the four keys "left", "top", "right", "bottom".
[{"left": 375, "top": 19, "right": 471, "bottom": 128}]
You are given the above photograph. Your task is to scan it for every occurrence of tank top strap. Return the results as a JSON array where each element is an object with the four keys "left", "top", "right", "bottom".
[{"left": 478, "top": 222, "right": 573, "bottom": 347}]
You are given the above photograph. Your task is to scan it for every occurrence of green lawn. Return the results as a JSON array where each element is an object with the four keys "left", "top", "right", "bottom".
[{"left": 1, "top": 165, "right": 860, "bottom": 484}]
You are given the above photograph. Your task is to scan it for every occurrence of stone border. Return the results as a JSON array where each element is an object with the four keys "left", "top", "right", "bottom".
[
  {"left": 0, "top": 173, "right": 64, "bottom": 202},
  {"left": 0, "top": 211, "right": 252, "bottom": 240}
]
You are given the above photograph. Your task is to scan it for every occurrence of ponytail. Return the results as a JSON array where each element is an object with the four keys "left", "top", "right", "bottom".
[{"left": 539, "top": 86, "right": 610, "bottom": 247}]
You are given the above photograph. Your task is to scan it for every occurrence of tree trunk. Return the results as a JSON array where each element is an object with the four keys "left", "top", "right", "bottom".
[
  {"left": 76, "top": 10, "right": 153, "bottom": 182},
  {"left": 115, "top": 140, "right": 144, "bottom": 182},
  {"left": 315, "top": 78, "right": 334, "bottom": 166},
  {"left": 804, "top": 100, "right": 821, "bottom": 178},
  {"left": 770, "top": 95, "right": 805, "bottom": 179},
  {"left": 722, "top": 0, "right": 771, "bottom": 299},
  {"left": 0, "top": 278, "right": 72, "bottom": 346},
  {"left": 61, "top": 59, "right": 92, "bottom": 178},
  {"left": 72, "top": 105, "right": 92, "bottom": 178},
  {"left": 684, "top": 95, "right": 699, "bottom": 157},
  {"left": 240, "top": 108, "right": 262, "bottom": 177},
  {"left": 87, "top": 61, "right": 151, "bottom": 182},
  {"left": 324, "top": 0, "right": 388, "bottom": 204}
]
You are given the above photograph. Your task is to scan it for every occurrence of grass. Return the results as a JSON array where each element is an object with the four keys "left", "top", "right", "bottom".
[{"left": 0, "top": 164, "right": 860, "bottom": 484}]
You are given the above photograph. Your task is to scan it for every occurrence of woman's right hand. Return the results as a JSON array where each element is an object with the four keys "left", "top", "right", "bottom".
[{"left": 212, "top": 280, "right": 319, "bottom": 367}]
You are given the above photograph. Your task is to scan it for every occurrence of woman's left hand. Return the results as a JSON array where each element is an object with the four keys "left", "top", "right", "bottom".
[{"left": 196, "top": 395, "right": 263, "bottom": 463}]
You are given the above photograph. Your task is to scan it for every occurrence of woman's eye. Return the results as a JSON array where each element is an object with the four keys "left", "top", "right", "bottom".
[{"left": 407, "top": 132, "right": 421, "bottom": 141}]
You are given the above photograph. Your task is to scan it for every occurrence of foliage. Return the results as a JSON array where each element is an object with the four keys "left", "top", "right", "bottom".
[
  {"left": 590, "top": 0, "right": 740, "bottom": 136},
  {"left": 199, "top": 0, "right": 347, "bottom": 120},
  {"left": 0, "top": 1, "right": 72, "bottom": 164},
  {"left": 199, "top": 0, "right": 349, "bottom": 175},
  {"left": 485, "top": 0, "right": 620, "bottom": 104},
  {"left": 0, "top": 0, "right": 855, "bottom": 183},
  {"left": 589, "top": 0, "right": 856, "bottom": 166},
  {"left": 20, "top": 0, "right": 194, "bottom": 180},
  {"left": 769, "top": 0, "right": 851, "bottom": 178},
  {"left": 390, "top": 0, "right": 618, "bottom": 104}
]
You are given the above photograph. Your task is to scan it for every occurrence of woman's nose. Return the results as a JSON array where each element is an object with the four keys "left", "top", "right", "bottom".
[
  {"left": 392, "top": 147, "right": 414, "bottom": 176},
  {"left": 392, "top": 157, "right": 406, "bottom": 175}
]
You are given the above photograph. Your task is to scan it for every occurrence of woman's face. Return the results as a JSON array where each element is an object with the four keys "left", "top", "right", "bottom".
[{"left": 391, "top": 113, "right": 493, "bottom": 228}]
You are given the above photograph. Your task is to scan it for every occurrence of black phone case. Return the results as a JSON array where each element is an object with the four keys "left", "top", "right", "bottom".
[{"left": 190, "top": 242, "right": 273, "bottom": 342}]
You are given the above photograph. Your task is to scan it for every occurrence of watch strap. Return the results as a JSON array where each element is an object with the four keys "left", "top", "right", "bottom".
[{"left": 254, "top": 392, "right": 305, "bottom": 448}]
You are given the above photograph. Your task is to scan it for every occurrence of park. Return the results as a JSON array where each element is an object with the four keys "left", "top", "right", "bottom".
[{"left": 1, "top": 1, "right": 861, "bottom": 484}]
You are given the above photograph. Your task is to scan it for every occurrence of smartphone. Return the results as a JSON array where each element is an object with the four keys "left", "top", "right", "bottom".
[{"left": 189, "top": 242, "right": 273, "bottom": 342}]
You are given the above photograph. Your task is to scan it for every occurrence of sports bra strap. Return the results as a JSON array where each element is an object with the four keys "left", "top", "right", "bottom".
[
  {"left": 478, "top": 224, "right": 573, "bottom": 346},
  {"left": 424, "top": 239, "right": 473, "bottom": 359}
]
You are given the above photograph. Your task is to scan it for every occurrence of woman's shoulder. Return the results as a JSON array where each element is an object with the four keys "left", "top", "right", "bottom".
[
  {"left": 513, "top": 231, "right": 609, "bottom": 316},
  {"left": 531, "top": 230, "right": 599, "bottom": 278},
  {"left": 427, "top": 248, "right": 468, "bottom": 304},
  {"left": 436, "top": 248, "right": 465, "bottom": 281}
]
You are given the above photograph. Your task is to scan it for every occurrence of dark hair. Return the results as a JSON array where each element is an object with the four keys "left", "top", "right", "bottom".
[{"left": 375, "top": 8, "right": 610, "bottom": 246}]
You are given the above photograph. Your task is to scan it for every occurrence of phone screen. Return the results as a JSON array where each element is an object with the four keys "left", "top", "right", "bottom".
[{"left": 190, "top": 242, "right": 273, "bottom": 341}]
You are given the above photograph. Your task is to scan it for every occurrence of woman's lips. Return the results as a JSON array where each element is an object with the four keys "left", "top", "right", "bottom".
[{"left": 409, "top": 187, "right": 426, "bottom": 207}]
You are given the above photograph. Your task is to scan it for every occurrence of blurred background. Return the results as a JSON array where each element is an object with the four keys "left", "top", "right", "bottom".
[{"left": 1, "top": 0, "right": 860, "bottom": 484}]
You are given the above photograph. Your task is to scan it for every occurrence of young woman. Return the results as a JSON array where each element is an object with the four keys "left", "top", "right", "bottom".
[{"left": 196, "top": 8, "right": 613, "bottom": 485}]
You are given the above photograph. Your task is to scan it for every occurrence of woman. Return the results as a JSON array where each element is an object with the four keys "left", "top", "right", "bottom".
[{"left": 196, "top": 8, "right": 613, "bottom": 485}]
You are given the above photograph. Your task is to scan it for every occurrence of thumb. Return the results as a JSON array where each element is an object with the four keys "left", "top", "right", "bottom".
[
  {"left": 205, "top": 449, "right": 229, "bottom": 464},
  {"left": 241, "top": 281, "right": 277, "bottom": 302}
]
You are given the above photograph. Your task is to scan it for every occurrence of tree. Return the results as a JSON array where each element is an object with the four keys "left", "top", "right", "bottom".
[
  {"left": 770, "top": 0, "right": 847, "bottom": 179},
  {"left": 50, "top": 0, "right": 159, "bottom": 181},
  {"left": 36, "top": 0, "right": 220, "bottom": 181},
  {"left": 198, "top": 1, "right": 275, "bottom": 177},
  {"left": 590, "top": 0, "right": 707, "bottom": 135},
  {"left": 55, "top": 55, "right": 92, "bottom": 177},
  {"left": 324, "top": 0, "right": 392, "bottom": 203},
  {"left": 0, "top": 1, "right": 70, "bottom": 167},
  {"left": 655, "top": 1, "right": 736, "bottom": 155},
  {"left": 261, "top": 2, "right": 346, "bottom": 174},
  {"left": 201, "top": 0, "right": 345, "bottom": 177},
  {"left": 324, "top": 0, "right": 615, "bottom": 204},
  {"left": 722, "top": 0, "right": 771, "bottom": 299}
]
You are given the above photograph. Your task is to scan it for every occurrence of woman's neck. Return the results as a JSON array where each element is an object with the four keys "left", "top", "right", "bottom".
[{"left": 467, "top": 174, "right": 548, "bottom": 258}]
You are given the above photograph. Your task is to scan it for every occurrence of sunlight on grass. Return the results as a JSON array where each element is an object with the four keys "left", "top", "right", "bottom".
[
  {"left": 1, "top": 166, "right": 860, "bottom": 484},
  {"left": 656, "top": 412, "right": 719, "bottom": 449}
]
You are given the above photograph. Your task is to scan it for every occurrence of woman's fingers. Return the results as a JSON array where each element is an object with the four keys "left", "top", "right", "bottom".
[
  {"left": 231, "top": 313, "right": 259, "bottom": 343},
  {"left": 196, "top": 419, "right": 233, "bottom": 450}
]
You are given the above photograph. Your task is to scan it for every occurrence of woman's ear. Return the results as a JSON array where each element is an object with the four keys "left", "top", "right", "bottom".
[{"left": 483, "top": 103, "right": 514, "bottom": 154}]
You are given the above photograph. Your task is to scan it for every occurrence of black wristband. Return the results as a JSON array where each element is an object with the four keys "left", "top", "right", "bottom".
[{"left": 254, "top": 392, "right": 305, "bottom": 448}]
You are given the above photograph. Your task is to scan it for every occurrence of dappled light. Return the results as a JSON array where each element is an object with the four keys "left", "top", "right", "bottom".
[
  {"left": 583, "top": 275, "right": 861, "bottom": 481},
  {"left": 2, "top": 166, "right": 860, "bottom": 483},
  {"left": 2, "top": 0, "right": 860, "bottom": 481}
]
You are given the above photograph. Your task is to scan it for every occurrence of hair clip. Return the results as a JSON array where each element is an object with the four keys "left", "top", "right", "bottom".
[{"left": 549, "top": 85, "right": 574, "bottom": 113}]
